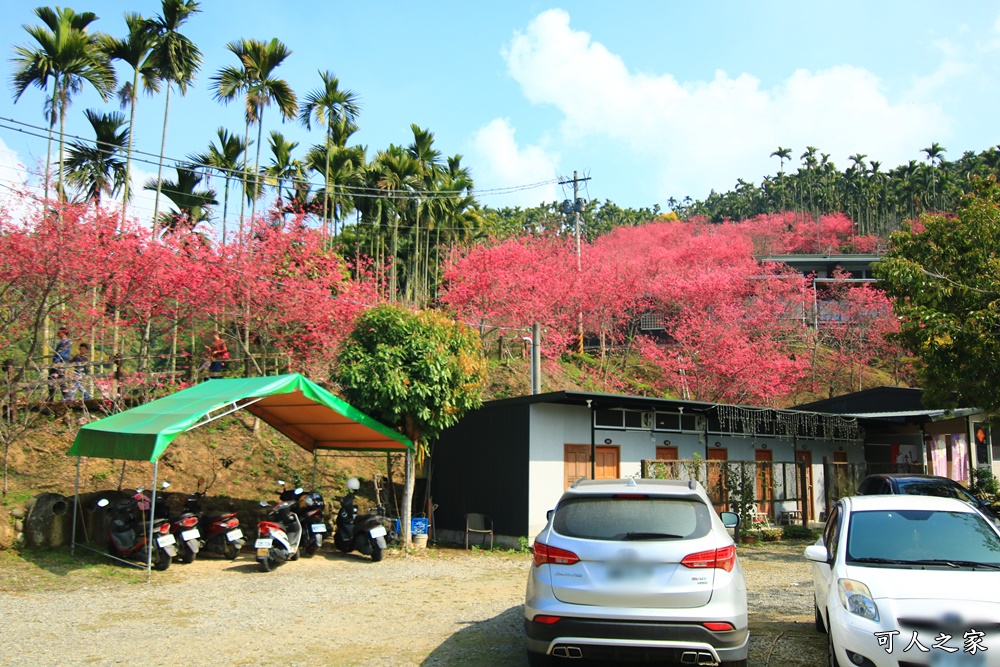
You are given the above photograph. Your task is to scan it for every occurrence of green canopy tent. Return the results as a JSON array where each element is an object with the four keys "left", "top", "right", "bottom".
[{"left": 67, "top": 374, "right": 412, "bottom": 574}]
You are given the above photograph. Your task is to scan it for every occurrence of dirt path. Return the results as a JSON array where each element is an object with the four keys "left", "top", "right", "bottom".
[{"left": 0, "top": 542, "right": 824, "bottom": 666}]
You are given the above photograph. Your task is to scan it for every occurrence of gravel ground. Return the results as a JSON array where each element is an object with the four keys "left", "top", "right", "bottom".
[{"left": 0, "top": 541, "right": 824, "bottom": 666}]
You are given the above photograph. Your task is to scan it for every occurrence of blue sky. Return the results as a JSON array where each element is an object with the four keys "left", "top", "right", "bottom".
[{"left": 2, "top": 1, "right": 999, "bottom": 221}]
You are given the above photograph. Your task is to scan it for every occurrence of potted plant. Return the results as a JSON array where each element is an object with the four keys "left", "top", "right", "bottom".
[{"left": 761, "top": 528, "right": 783, "bottom": 542}]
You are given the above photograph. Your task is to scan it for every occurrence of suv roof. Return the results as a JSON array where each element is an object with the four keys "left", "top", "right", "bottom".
[{"left": 565, "top": 478, "right": 702, "bottom": 494}]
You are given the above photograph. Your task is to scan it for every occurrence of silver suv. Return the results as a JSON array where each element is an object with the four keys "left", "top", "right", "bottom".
[{"left": 524, "top": 478, "right": 749, "bottom": 666}]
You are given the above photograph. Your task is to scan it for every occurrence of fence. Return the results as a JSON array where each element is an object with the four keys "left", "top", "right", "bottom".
[{"left": 642, "top": 459, "right": 808, "bottom": 527}]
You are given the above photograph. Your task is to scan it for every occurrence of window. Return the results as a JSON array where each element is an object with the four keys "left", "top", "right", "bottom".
[
  {"left": 639, "top": 312, "right": 665, "bottom": 331},
  {"left": 553, "top": 497, "right": 712, "bottom": 541},
  {"left": 847, "top": 510, "right": 1000, "bottom": 564}
]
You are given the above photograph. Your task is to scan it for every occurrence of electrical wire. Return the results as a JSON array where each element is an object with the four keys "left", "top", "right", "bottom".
[{"left": 0, "top": 115, "right": 560, "bottom": 199}]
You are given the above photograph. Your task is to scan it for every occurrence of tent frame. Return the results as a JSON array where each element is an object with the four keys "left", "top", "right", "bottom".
[{"left": 68, "top": 374, "right": 413, "bottom": 579}]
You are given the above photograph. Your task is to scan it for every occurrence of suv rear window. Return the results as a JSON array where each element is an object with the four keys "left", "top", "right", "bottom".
[{"left": 553, "top": 496, "right": 713, "bottom": 541}]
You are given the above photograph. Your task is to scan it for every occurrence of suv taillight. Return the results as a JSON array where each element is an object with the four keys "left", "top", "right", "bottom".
[
  {"left": 532, "top": 541, "right": 580, "bottom": 567},
  {"left": 681, "top": 545, "right": 736, "bottom": 572}
]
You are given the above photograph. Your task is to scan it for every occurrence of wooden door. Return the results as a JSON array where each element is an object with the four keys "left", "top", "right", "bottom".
[
  {"left": 833, "top": 451, "right": 847, "bottom": 463},
  {"left": 707, "top": 447, "right": 728, "bottom": 512},
  {"left": 656, "top": 446, "right": 678, "bottom": 461},
  {"left": 796, "top": 449, "right": 814, "bottom": 520},
  {"left": 564, "top": 444, "right": 590, "bottom": 489},
  {"left": 755, "top": 449, "right": 773, "bottom": 520},
  {"left": 595, "top": 445, "right": 620, "bottom": 479}
]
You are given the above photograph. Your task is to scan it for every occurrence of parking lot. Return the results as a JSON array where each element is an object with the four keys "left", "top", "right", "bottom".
[{"left": 0, "top": 541, "right": 824, "bottom": 666}]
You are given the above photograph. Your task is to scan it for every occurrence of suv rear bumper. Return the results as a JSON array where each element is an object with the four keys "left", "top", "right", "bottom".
[{"left": 525, "top": 617, "right": 749, "bottom": 663}]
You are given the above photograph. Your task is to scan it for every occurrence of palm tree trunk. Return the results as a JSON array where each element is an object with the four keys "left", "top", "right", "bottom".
[
  {"left": 121, "top": 68, "right": 140, "bottom": 228},
  {"left": 221, "top": 176, "right": 231, "bottom": 245},
  {"left": 44, "top": 84, "right": 59, "bottom": 204},
  {"left": 153, "top": 82, "right": 174, "bottom": 234},
  {"left": 57, "top": 78, "right": 69, "bottom": 204},
  {"left": 323, "top": 132, "right": 331, "bottom": 238},
  {"left": 238, "top": 121, "right": 250, "bottom": 237},
  {"left": 249, "top": 109, "right": 265, "bottom": 224}
]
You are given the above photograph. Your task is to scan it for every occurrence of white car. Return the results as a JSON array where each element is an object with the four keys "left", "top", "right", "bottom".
[
  {"left": 805, "top": 494, "right": 1000, "bottom": 667},
  {"left": 525, "top": 478, "right": 749, "bottom": 666}
]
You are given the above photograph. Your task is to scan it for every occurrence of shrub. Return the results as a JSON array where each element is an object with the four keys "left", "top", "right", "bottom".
[
  {"left": 782, "top": 524, "right": 818, "bottom": 540},
  {"left": 970, "top": 467, "right": 1000, "bottom": 499}
]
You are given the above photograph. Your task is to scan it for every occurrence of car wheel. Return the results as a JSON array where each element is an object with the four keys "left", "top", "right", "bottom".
[
  {"left": 525, "top": 650, "right": 551, "bottom": 667},
  {"left": 827, "top": 624, "right": 842, "bottom": 667},
  {"left": 815, "top": 603, "right": 827, "bottom": 633}
]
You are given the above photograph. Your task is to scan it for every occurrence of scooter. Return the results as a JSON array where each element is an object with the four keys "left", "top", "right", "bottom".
[
  {"left": 163, "top": 484, "right": 201, "bottom": 564},
  {"left": 333, "top": 477, "right": 388, "bottom": 562},
  {"left": 277, "top": 481, "right": 327, "bottom": 558},
  {"left": 190, "top": 493, "right": 245, "bottom": 560},
  {"left": 97, "top": 486, "right": 177, "bottom": 571},
  {"left": 254, "top": 486, "right": 303, "bottom": 572}
]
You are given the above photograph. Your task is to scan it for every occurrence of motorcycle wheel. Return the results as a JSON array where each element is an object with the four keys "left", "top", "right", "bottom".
[
  {"left": 335, "top": 534, "right": 351, "bottom": 553},
  {"left": 178, "top": 544, "right": 196, "bottom": 564},
  {"left": 289, "top": 548, "right": 299, "bottom": 561},
  {"left": 223, "top": 542, "right": 240, "bottom": 561},
  {"left": 370, "top": 539, "right": 384, "bottom": 563},
  {"left": 258, "top": 550, "right": 277, "bottom": 572},
  {"left": 304, "top": 541, "right": 318, "bottom": 558},
  {"left": 152, "top": 547, "right": 171, "bottom": 571}
]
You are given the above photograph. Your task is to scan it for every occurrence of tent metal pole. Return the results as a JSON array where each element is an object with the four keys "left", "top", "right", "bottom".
[
  {"left": 71, "top": 456, "right": 81, "bottom": 556},
  {"left": 148, "top": 460, "right": 158, "bottom": 582},
  {"left": 312, "top": 450, "right": 318, "bottom": 490}
]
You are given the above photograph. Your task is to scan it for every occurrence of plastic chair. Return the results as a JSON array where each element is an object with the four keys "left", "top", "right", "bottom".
[
  {"left": 750, "top": 506, "right": 772, "bottom": 530},
  {"left": 465, "top": 513, "right": 494, "bottom": 550}
]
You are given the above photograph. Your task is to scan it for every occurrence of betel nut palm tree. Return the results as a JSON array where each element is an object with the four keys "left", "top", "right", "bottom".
[
  {"left": 63, "top": 108, "right": 129, "bottom": 205},
  {"left": 102, "top": 11, "right": 161, "bottom": 224},
  {"left": 146, "top": 0, "right": 203, "bottom": 232},
  {"left": 188, "top": 127, "right": 247, "bottom": 244},
  {"left": 144, "top": 164, "right": 217, "bottom": 234},
  {"left": 298, "top": 70, "right": 360, "bottom": 236},
  {"left": 11, "top": 6, "right": 116, "bottom": 203},
  {"left": 211, "top": 37, "right": 297, "bottom": 232}
]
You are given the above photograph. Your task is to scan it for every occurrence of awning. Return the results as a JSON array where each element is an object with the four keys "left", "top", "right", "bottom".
[{"left": 67, "top": 373, "right": 412, "bottom": 462}]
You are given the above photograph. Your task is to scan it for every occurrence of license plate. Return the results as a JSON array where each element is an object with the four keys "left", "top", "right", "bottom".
[
  {"left": 156, "top": 534, "right": 176, "bottom": 547},
  {"left": 227, "top": 528, "right": 243, "bottom": 541},
  {"left": 311, "top": 523, "right": 327, "bottom": 533},
  {"left": 369, "top": 525, "right": 387, "bottom": 538},
  {"left": 254, "top": 538, "right": 273, "bottom": 549},
  {"left": 606, "top": 564, "right": 654, "bottom": 583},
  {"left": 180, "top": 529, "right": 200, "bottom": 542},
  {"left": 931, "top": 651, "right": 986, "bottom": 666},
  {"left": 256, "top": 548, "right": 269, "bottom": 558}
]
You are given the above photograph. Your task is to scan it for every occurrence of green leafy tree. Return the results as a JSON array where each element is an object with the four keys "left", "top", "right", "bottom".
[
  {"left": 11, "top": 6, "right": 116, "bottom": 202},
  {"left": 146, "top": 0, "right": 203, "bottom": 230},
  {"left": 188, "top": 127, "right": 247, "bottom": 244},
  {"left": 335, "top": 305, "right": 486, "bottom": 548},
  {"left": 103, "top": 11, "right": 161, "bottom": 220},
  {"left": 63, "top": 108, "right": 129, "bottom": 204},
  {"left": 875, "top": 176, "right": 1000, "bottom": 412}
]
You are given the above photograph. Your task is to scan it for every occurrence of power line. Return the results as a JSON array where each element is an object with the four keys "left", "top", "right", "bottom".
[{"left": 0, "top": 115, "right": 559, "bottom": 200}]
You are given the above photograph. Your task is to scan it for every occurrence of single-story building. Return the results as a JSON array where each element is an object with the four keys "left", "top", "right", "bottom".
[{"left": 431, "top": 391, "right": 867, "bottom": 547}]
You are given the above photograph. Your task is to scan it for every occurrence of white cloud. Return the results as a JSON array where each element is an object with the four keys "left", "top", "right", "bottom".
[
  {"left": 499, "top": 9, "right": 953, "bottom": 201},
  {"left": 469, "top": 117, "right": 560, "bottom": 207}
]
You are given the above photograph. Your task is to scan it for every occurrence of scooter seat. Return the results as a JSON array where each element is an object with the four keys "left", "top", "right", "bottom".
[{"left": 205, "top": 512, "right": 236, "bottom": 523}]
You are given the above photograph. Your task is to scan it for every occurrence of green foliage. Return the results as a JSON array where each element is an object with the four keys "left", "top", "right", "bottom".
[
  {"left": 335, "top": 304, "right": 487, "bottom": 456},
  {"left": 875, "top": 176, "right": 1000, "bottom": 411},
  {"left": 970, "top": 466, "right": 1000, "bottom": 498},
  {"left": 782, "top": 524, "right": 818, "bottom": 540}
]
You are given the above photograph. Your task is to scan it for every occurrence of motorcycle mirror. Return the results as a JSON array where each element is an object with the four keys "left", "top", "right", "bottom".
[
  {"left": 136, "top": 486, "right": 145, "bottom": 493},
  {"left": 161, "top": 481, "right": 170, "bottom": 489},
  {"left": 294, "top": 487, "right": 303, "bottom": 495},
  {"left": 259, "top": 501, "right": 269, "bottom": 507},
  {"left": 277, "top": 480, "right": 285, "bottom": 486},
  {"left": 96, "top": 498, "right": 109, "bottom": 508}
]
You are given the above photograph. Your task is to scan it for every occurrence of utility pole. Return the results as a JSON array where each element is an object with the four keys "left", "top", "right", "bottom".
[{"left": 559, "top": 171, "right": 591, "bottom": 353}]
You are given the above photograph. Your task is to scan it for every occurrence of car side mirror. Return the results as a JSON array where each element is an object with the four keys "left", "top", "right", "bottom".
[
  {"left": 804, "top": 544, "right": 830, "bottom": 563},
  {"left": 720, "top": 511, "right": 739, "bottom": 528},
  {"left": 546, "top": 509, "right": 554, "bottom": 522}
]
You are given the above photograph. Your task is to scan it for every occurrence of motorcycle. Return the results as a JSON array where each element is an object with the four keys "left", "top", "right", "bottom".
[
  {"left": 163, "top": 484, "right": 201, "bottom": 564},
  {"left": 254, "top": 486, "right": 303, "bottom": 572},
  {"left": 189, "top": 493, "right": 245, "bottom": 560},
  {"left": 333, "top": 477, "right": 388, "bottom": 562},
  {"left": 277, "top": 481, "right": 327, "bottom": 558},
  {"left": 96, "top": 486, "right": 177, "bottom": 571}
]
